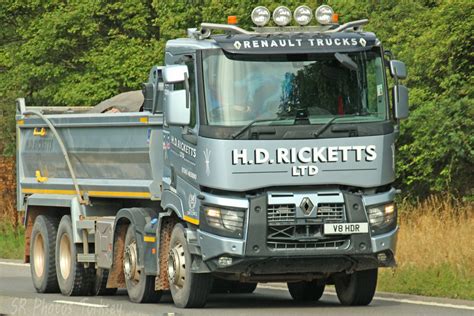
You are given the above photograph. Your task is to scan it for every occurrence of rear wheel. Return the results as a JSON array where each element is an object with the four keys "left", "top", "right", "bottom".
[
  {"left": 168, "top": 223, "right": 213, "bottom": 308},
  {"left": 124, "top": 224, "right": 162, "bottom": 303},
  {"left": 212, "top": 279, "right": 257, "bottom": 294},
  {"left": 92, "top": 268, "right": 117, "bottom": 296},
  {"left": 30, "top": 215, "right": 60, "bottom": 293},
  {"left": 56, "top": 215, "right": 94, "bottom": 296},
  {"left": 287, "top": 280, "right": 325, "bottom": 301},
  {"left": 334, "top": 269, "right": 378, "bottom": 306}
]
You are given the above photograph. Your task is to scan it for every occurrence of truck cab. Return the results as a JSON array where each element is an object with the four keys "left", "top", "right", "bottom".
[{"left": 150, "top": 5, "right": 408, "bottom": 301}]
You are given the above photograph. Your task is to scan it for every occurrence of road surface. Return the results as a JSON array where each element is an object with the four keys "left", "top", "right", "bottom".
[{"left": 0, "top": 260, "right": 472, "bottom": 316}]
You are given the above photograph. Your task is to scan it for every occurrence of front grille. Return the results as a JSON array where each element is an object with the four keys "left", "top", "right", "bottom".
[
  {"left": 317, "top": 203, "right": 345, "bottom": 222},
  {"left": 267, "top": 204, "right": 296, "bottom": 224},
  {"left": 266, "top": 203, "right": 348, "bottom": 250},
  {"left": 267, "top": 238, "right": 349, "bottom": 250}
]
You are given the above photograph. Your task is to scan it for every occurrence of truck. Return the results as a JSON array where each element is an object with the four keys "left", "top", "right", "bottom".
[{"left": 15, "top": 4, "right": 409, "bottom": 309}]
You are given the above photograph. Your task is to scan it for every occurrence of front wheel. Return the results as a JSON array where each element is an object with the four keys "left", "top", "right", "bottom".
[
  {"left": 124, "top": 224, "right": 162, "bottom": 303},
  {"left": 168, "top": 223, "right": 213, "bottom": 308},
  {"left": 287, "top": 280, "right": 325, "bottom": 301},
  {"left": 334, "top": 269, "right": 378, "bottom": 306}
]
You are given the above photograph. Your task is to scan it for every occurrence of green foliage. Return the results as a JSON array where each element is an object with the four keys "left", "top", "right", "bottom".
[
  {"left": 378, "top": 264, "right": 474, "bottom": 300},
  {"left": 0, "top": 221, "right": 25, "bottom": 260},
  {"left": 0, "top": 0, "right": 473, "bottom": 197}
]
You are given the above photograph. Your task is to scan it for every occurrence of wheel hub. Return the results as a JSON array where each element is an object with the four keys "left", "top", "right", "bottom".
[
  {"left": 59, "top": 233, "right": 72, "bottom": 280},
  {"left": 168, "top": 243, "right": 186, "bottom": 288},
  {"left": 123, "top": 241, "right": 140, "bottom": 282},
  {"left": 33, "top": 233, "right": 45, "bottom": 278}
]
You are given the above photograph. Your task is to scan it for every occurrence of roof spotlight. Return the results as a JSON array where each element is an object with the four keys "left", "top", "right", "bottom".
[
  {"left": 273, "top": 6, "right": 292, "bottom": 26},
  {"left": 251, "top": 6, "right": 271, "bottom": 27},
  {"left": 315, "top": 5, "right": 334, "bottom": 25},
  {"left": 294, "top": 5, "right": 313, "bottom": 26}
]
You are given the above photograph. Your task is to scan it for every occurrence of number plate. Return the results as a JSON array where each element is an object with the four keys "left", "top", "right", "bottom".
[{"left": 324, "top": 223, "right": 369, "bottom": 235}]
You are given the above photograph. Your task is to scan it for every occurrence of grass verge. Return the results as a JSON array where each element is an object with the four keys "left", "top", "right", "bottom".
[
  {"left": 0, "top": 220, "right": 24, "bottom": 260},
  {"left": 378, "top": 264, "right": 473, "bottom": 300},
  {"left": 378, "top": 196, "right": 473, "bottom": 300}
]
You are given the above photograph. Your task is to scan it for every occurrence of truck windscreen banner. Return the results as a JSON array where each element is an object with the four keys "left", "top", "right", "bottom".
[{"left": 213, "top": 33, "right": 377, "bottom": 55}]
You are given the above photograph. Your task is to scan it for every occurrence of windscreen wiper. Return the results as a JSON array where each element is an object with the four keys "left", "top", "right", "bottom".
[
  {"left": 313, "top": 113, "right": 364, "bottom": 138},
  {"left": 231, "top": 117, "right": 290, "bottom": 139}
]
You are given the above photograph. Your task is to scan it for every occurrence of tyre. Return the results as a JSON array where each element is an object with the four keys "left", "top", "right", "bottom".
[
  {"left": 55, "top": 215, "right": 94, "bottom": 296},
  {"left": 124, "top": 224, "right": 162, "bottom": 303},
  {"left": 92, "top": 268, "right": 117, "bottom": 296},
  {"left": 287, "top": 280, "right": 325, "bottom": 301},
  {"left": 168, "top": 223, "right": 213, "bottom": 308},
  {"left": 334, "top": 269, "right": 378, "bottom": 306},
  {"left": 30, "top": 215, "right": 60, "bottom": 293},
  {"left": 212, "top": 279, "right": 257, "bottom": 294}
]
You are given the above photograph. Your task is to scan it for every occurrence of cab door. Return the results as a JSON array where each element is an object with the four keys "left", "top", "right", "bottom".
[{"left": 162, "top": 54, "right": 201, "bottom": 221}]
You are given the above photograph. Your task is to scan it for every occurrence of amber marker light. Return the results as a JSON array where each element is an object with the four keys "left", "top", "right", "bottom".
[{"left": 227, "top": 15, "right": 238, "bottom": 25}]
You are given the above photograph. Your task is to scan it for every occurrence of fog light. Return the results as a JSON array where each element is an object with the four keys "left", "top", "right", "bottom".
[
  {"left": 251, "top": 6, "right": 271, "bottom": 27},
  {"left": 273, "top": 6, "right": 292, "bottom": 26},
  {"left": 294, "top": 5, "right": 313, "bottom": 26},
  {"left": 377, "top": 252, "right": 388, "bottom": 262},
  {"left": 315, "top": 5, "right": 334, "bottom": 25},
  {"left": 218, "top": 256, "right": 233, "bottom": 267}
]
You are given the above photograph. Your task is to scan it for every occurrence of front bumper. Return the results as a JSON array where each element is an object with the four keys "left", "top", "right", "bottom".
[{"left": 197, "top": 188, "right": 398, "bottom": 274}]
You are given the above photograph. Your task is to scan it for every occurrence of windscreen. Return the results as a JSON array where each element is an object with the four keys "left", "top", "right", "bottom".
[{"left": 202, "top": 49, "right": 388, "bottom": 126}]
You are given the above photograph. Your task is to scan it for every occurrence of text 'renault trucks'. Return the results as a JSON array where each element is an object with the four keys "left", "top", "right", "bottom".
[{"left": 16, "top": 5, "right": 409, "bottom": 308}]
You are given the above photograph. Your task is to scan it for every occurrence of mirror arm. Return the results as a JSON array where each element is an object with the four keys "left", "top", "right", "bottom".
[
  {"left": 182, "top": 128, "right": 198, "bottom": 145},
  {"left": 184, "top": 73, "right": 190, "bottom": 109}
]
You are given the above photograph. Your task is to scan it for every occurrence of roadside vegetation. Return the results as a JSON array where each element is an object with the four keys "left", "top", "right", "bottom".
[
  {"left": 378, "top": 196, "right": 474, "bottom": 300},
  {"left": 0, "top": 219, "right": 24, "bottom": 259}
]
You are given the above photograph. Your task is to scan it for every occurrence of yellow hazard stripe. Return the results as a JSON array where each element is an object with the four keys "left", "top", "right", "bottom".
[
  {"left": 21, "top": 188, "right": 151, "bottom": 198},
  {"left": 183, "top": 215, "right": 199, "bottom": 225},
  {"left": 144, "top": 236, "right": 156, "bottom": 243}
]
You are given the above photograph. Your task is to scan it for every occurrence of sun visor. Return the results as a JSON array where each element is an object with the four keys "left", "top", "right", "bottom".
[{"left": 213, "top": 33, "right": 377, "bottom": 55}]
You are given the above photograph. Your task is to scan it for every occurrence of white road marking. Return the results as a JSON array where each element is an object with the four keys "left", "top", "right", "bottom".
[
  {"left": 1, "top": 261, "right": 472, "bottom": 311},
  {"left": 258, "top": 285, "right": 474, "bottom": 311},
  {"left": 0, "top": 261, "right": 29, "bottom": 267},
  {"left": 373, "top": 297, "right": 474, "bottom": 311},
  {"left": 53, "top": 300, "right": 109, "bottom": 308}
]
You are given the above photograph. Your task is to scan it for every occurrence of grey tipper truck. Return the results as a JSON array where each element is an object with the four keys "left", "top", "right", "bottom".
[{"left": 16, "top": 5, "right": 409, "bottom": 309}]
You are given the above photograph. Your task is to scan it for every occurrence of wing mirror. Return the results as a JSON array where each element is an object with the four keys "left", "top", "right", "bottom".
[
  {"left": 163, "top": 65, "right": 191, "bottom": 126},
  {"left": 389, "top": 60, "right": 407, "bottom": 80},
  {"left": 389, "top": 60, "right": 409, "bottom": 119},
  {"left": 392, "top": 85, "right": 409, "bottom": 119}
]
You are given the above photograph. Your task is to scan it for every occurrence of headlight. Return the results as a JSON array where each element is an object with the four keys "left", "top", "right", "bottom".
[
  {"left": 251, "top": 6, "right": 271, "bottom": 27},
  {"left": 315, "top": 5, "right": 334, "bottom": 25},
  {"left": 367, "top": 203, "right": 397, "bottom": 235},
  {"left": 201, "top": 206, "right": 245, "bottom": 238},
  {"left": 273, "top": 6, "right": 292, "bottom": 26},
  {"left": 294, "top": 5, "right": 313, "bottom": 26}
]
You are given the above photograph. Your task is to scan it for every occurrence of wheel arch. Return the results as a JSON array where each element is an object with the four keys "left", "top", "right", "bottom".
[{"left": 24, "top": 203, "right": 69, "bottom": 263}]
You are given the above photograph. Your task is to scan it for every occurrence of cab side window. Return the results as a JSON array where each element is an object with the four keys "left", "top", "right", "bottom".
[{"left": 185, "top": 60, "right": 197, "bottom": 128}]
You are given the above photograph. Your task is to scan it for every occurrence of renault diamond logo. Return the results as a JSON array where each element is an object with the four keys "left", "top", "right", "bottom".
[
  {"left": 234, "top": 41, "right": 242, "bottom": 50},
  {"left": 359, "top": 38, "right": 367, "bottom": 47},
  {"left": 300, "top": 197, "right": 314, "bottom": 216}
]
